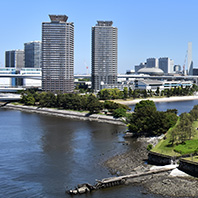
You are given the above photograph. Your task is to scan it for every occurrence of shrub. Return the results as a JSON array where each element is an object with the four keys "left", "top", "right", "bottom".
[{"left": 147, "top": 144, "right": 153, "bottom": 151}]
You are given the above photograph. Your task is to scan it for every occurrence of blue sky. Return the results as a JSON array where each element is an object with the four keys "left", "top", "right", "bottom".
[{"left": 0, "top": 0, "right": 198, "bottom": 74}]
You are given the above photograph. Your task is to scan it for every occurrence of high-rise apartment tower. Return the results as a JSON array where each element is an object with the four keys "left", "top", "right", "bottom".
[
  {"left": 5, "top": 50, "right": 24, "bottom": 70},
  {"left": 42, "top": 15, "right": 74, "bottom": 93},
  {"left": 24, "top": 41, "right": 42, "bottom": 68},
  {"left": 91, "top": 21, "right": 117, "bottom": 91}
]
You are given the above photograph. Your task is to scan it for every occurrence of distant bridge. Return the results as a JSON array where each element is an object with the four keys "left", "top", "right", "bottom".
[
  {"left": 0, "top": 74, "right": 41, "bottom": 79},
  {"left": 0, "top": 74, "right": 198, "bottom": 86},
  {"left": 0, "top": 87, "right": 25, "bottom": 93},
  {"left": 0, "top": 93, "right": 21, "bottom": 102},
  {"left": 0, "top": 73, "right": 198, "bottom": 81}
]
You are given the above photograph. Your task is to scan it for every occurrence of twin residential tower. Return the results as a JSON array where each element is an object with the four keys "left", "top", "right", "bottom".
[
  {"left": 91, "top": 21, "right": 117, "bottom": 91},
  {"left": 42, "top": 15, "right": 74, "bottom": 93},
  {"left": 41, "top": 15, "right": 117, "bottom": 93}
]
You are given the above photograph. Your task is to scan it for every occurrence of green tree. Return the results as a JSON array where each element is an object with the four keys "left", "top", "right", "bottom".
[
  {"left": 134, "top": 100, "right": 156, "bottom": 112},
  {"left": 22, "top": 93, "right": 35, "bottom": 105},
  {"left": 39, "top": 92, "right": 57, "bottom": 107},
  {"left": 155, "top": 87, "right": 160, "bottom": 96},
  {"left": 169, "top": 127, "right": 178, "bottom": 145},
  {"left": 104, "top": 101, "right": 119, "bottom": 112},
  {"left": 128, "top": 100, "right": 178, "bottom": 136},
  {"left": 113, "top": 108, "right": 127, "bottom": 118},
  {"left": 129, "top": 87, "right": 133, "bottom": 98},
  {"left": 123, "top": 87, "right": 128, "bottom": 99},
  {"left": 87, "top": 94, "right": 103, "bottom": 113},
  {"left": 98, "top": 89, "right": 111, "bottom": 100}
]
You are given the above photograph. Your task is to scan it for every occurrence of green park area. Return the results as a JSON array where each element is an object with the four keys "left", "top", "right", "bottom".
[{"left": 152, "top": 119, "right": 198, "bottom": 158}]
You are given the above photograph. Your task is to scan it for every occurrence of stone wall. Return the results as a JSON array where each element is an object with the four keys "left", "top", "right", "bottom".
[
  {"left": 148, "top": 151, "right": 172, "bottom": 165},
  {"left": 179, "top": 159, "right": 198, "bottom": 177}
]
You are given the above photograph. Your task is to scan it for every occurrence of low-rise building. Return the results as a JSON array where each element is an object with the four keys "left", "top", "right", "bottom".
[
  {"left": 163, "top": 80, "right": 192, "bottom": 88},
  {"left": 134, "top": 79, "right": 193, "bottom": 91},
  {"left": 20, "top": 68, "right": 41, "bottom": 88},
  {"left": 0, "top": 68, "right": 16, "bottom": 87},
  {"left": 134, "top": 80, "right": 163, "bottom": 91}
]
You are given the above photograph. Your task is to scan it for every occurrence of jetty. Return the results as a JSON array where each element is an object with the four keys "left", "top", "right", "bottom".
[{"left": 67, "top": 164, "right": 178, "bottom": 195}]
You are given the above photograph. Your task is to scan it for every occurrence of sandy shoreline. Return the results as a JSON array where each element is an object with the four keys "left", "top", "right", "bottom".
[{"left": 116, "top": 95, "right": 198, "bottom": 105}]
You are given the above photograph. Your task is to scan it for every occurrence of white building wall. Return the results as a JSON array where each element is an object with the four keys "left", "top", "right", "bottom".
[
  {"left": 0, "top": 78, "right": 12, "bottom": 87},
  {"left": 20, "top": 68, "right": 41, "bottom": 88}
]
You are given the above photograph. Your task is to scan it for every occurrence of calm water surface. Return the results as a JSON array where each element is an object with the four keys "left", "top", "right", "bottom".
[
  {"left": 1, "top": 100, "right": 195, "bottom": 198},
  {"left": 129, "top": 99, "right": 198, "bottom": 115}
]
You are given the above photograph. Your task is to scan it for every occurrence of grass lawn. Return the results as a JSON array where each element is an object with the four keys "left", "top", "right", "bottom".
[
  {"left": 151, "top": 120, "right": 198, "bottom": 157},
  {"left": 183, "top": 156, "right": 198, "bottom": 163},
  {"left": 151, "top": 127, "right": 180, "bottom": 156},
  {"left": 174, "top": 140, "right": 198, "bottom": 155}
]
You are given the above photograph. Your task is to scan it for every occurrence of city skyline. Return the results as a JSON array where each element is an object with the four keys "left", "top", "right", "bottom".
[{"left": 1, "top": 0, "right": 198, "bottom": 74}]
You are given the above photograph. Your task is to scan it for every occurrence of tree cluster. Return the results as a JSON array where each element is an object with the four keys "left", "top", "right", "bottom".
[
  {"left": 20, "top": 89, "right": 130, "bottom": 116},
  {"left": 170, "top": 105, "right": 198, "bottom": 145},
  {"left": 97, "top": 85, "right": 198, "bottom": 100},
  {"left": 128, "top": 100, "right": 178, "bottom": 136},
  {"left": 98, "top": 88, "right": 151, "bottom": 100},
  {"left": 160, "top": 85, "right": 198, "bottom": 97}
]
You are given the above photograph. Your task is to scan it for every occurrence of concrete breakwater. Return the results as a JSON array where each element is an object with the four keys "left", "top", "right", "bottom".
[
  {"left": 2, "top": 104, "right": 126, "bottom": 126},
  {"left": 67, "top": 165, "right": 177, "bottom": 195}
]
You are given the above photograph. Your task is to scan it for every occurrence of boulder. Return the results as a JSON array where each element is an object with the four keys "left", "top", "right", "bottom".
[{"left": 77, "top": 186, "right": 88, "bottom": 194}]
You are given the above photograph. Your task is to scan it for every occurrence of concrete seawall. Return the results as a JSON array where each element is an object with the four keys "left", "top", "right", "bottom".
[
  {"left": 179, "top": 159, "right": 198, "bottom": 177},
  {"left": 148, "top": 151, "right": 173, "bottom": 165},
  {"left": 3, "top": 104, "right": 126, "bottom": 126}
]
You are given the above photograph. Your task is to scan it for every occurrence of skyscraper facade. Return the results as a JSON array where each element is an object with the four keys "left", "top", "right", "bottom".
[
  {"left": 91, "top": 21, "right": 117, "bottom": 91},
  {"left": 146, "top": 58, "right": 158, "bottom": 68},
  {"left": 5, "top": 50, "right": 24, "bottom": 70},
  {"left": 42, "top": 15, "right": 74, "bottom": 93},
  {"left": 24, "top": 41, "right": 42, "bottom": 68},
  {"left": 159, "top": 57, "right": 174, "bottom": 74}
]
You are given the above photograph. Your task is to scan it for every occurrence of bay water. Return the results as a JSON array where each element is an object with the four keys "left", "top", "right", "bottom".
[{"left": 1, "top": 100, "right": 197, "bottom": 198}]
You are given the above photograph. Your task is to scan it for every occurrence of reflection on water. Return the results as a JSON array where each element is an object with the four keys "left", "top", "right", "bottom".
[{"left": 0, "top": 108, "right": 171, "bottom": 198}]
